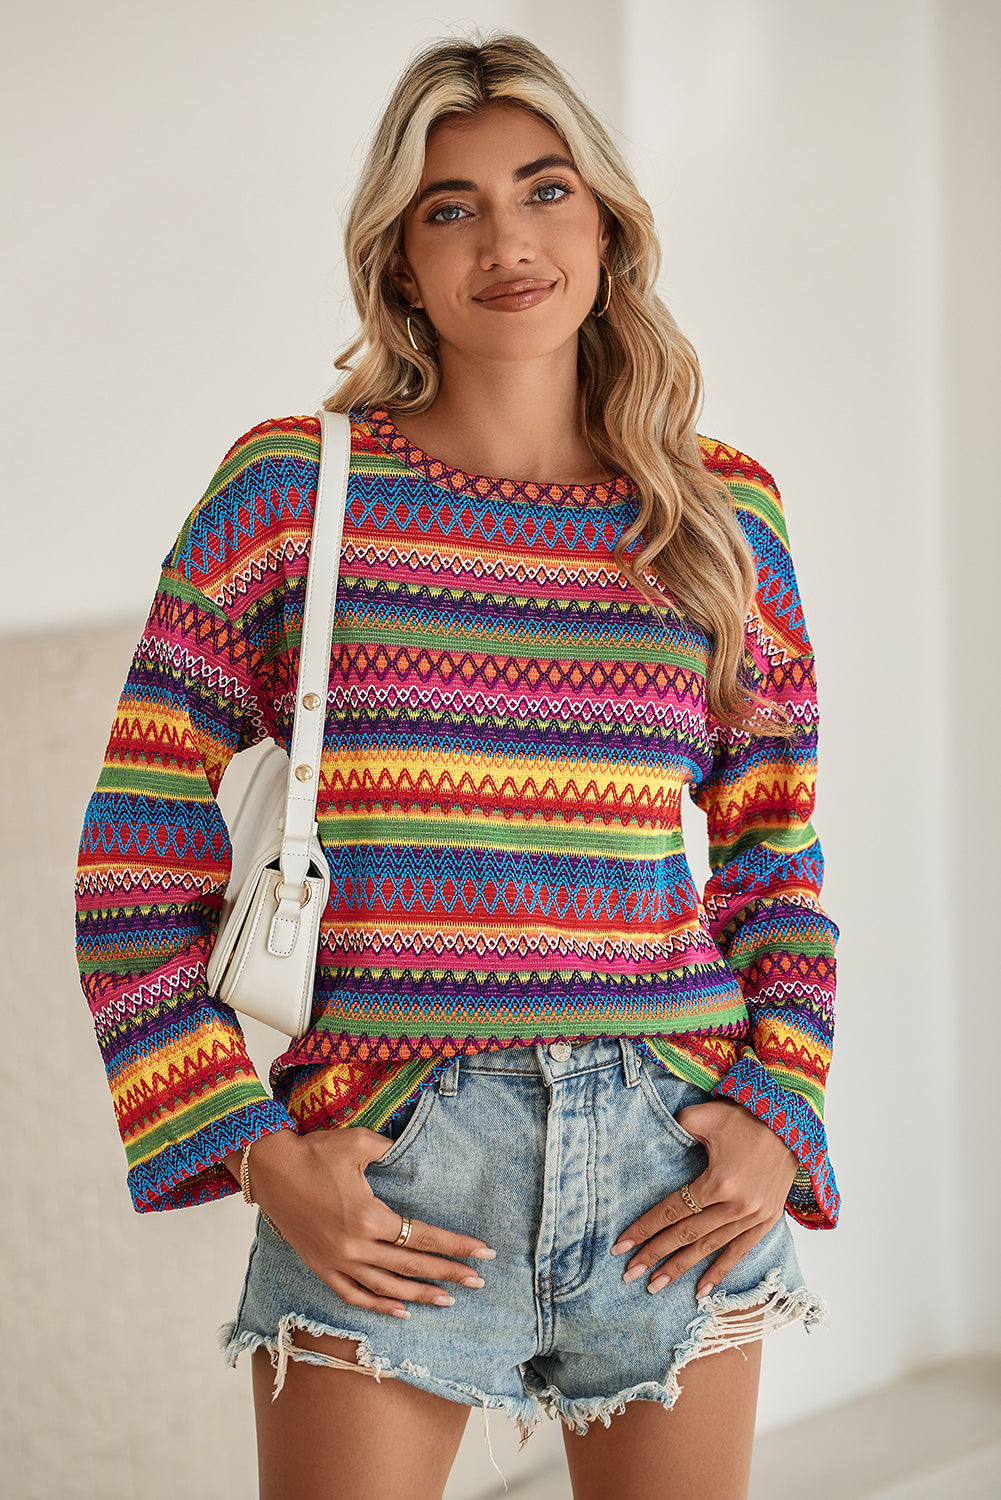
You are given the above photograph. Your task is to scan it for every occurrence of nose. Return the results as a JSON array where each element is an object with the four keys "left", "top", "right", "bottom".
[{"left": 477, "top": 207, "right": 536, "bottom": 270}]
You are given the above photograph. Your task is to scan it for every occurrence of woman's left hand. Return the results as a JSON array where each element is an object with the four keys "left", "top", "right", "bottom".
[{"left": 610, "top": 1098, "right": 799, "bottom": 1300}]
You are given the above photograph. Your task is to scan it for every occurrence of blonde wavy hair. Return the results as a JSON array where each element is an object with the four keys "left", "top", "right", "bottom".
[{"left": 326, "top": 31, "right": 783, "bottom": 734}]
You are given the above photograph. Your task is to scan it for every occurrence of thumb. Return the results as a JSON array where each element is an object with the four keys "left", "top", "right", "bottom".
[
  {"left": 674, "top": 1102, "right": 728, "bottom": 1145},
  {"left": 355, "top": 1126, "right": 398, "bottom": 1164}
]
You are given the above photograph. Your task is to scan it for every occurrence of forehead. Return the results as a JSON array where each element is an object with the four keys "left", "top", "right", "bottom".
[{"left": 420, "top": 103, "right": 571, "bottom": 175}]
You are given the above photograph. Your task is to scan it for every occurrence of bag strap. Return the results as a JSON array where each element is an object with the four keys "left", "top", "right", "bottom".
[{"left": 268, "top": 410, "right": 350, "bottom": 957}]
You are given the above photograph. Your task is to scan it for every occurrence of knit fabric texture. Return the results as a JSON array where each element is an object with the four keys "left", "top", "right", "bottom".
[{"left": 75, "top": 409, "right": 839, "bottom": 1228}]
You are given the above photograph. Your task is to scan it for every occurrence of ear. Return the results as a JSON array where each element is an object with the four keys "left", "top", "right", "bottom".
[
  {"left": 386, "top": 250, "right": 422, "bottom": 309},
  {"left": 598, "top": 215, "right": 612, "bottom": 258}
]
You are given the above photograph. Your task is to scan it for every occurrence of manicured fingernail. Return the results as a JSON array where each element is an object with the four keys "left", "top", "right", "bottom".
[
  {"left": 610, "top": 1240, "right": 634, "bottom": 1256},
  {"left": 391, "top": 1308, "right": 411, "bottom": 1318},
  {"left": 432, "top": 1294, "right": 455, "bottom": 1306},
  {"left": 471, "top": 1248, "right": 497, "bottom": 1259},
  {"left": 696, "top": 1281, "right": 714, "bottom": 1300},
  {"left": 461, "top": 1275, "right": 485, "bottom": 1288},
  {"left": 648, "top": 1275, "right": 670, "bottom": 1293},
  {"left": 622, "top": 1265, "right": 646, "bottom": 1284}
]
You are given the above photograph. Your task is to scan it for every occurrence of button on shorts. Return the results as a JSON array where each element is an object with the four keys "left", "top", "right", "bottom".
[{"left": 220, "top": 1039, "right": 826, "bottom": 1436}]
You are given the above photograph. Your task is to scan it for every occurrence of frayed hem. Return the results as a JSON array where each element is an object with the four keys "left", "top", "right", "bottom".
[
  {"left": 218, "top": 1313, "right": 416, "bottom": 1398},
  {"left": 217, "top": 1313, "right": 540, "bottom": 1454},
  {"left": 531, "top": 1267, "right": 828, "bottom": 1436}
]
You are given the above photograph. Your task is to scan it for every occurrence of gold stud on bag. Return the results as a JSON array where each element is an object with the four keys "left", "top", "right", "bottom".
[{"left": 205, "top": 411, "right": 351, "bottom": 1037}]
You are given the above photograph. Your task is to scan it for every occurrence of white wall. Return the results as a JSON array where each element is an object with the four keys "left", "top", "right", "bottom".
[
  {"left": 940, "top": 0, "right": 1001, "bottom": 1354},
  {"left": 0, "top": 0, "right": 624, "bottom": 638},
  {"left": 0, "top": 1, "right": 515, "bottom": 633},
  {"left": 626, "top": 0, "right": 972, "bottom": 1422},
  {"left": 2, "top": 1, "right": 999, "bottom": 1495}
]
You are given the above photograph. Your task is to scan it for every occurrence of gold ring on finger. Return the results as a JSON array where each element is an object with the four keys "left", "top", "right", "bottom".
[
  {"left": 680, "top": 1184, "right": 703, "bottom": 1215},
  {"left": 392, "top": 1214, "right": 413, "bottom": 1247}
]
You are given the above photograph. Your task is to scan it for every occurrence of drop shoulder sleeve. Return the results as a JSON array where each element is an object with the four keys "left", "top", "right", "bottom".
[
  {"left": 691, "top": 444, "right": 839, "bottom": 1229},
  {"left": 73, "top": 419, "right": 317, "bottom": 1211}
]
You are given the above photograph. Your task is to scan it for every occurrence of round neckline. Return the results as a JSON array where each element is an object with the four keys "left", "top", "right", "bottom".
[{"left": 362, "top": 406, "right": 636, "bottom": 510}]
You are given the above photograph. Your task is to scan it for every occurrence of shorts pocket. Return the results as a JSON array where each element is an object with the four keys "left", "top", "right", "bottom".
[
  {"left": 636, "top": 1064, "right": 708, "bottom": 1151},
  {"left": 366, "top": 1085, "right": 437, "bottom": 1170}
]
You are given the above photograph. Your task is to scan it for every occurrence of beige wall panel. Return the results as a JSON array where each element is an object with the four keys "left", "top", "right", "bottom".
[
  {"left": 0, "top": 622, "right": 570, "bottom": 1497},
  {"left": 1, "top": 623, "right": 250, "bottom": 1498}
]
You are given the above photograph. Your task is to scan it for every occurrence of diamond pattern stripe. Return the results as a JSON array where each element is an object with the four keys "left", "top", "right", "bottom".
[{"left": 75, "top": 408, "right": 837, "bottom": 1230}]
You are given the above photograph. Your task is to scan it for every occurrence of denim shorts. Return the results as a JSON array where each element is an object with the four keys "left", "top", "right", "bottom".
[{"left": 219, "top": 1039, "right": 826, "bottom": 1438}]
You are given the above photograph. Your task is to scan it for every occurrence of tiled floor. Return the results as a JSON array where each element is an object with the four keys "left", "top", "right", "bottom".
[{"left": 442, "top": 1356, "right": 1001, "bottom": 1499}]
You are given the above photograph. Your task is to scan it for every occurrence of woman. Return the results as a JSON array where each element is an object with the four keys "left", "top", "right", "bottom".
[{"left": 75, "top": 32, "right": 837, "bottom": 1500}]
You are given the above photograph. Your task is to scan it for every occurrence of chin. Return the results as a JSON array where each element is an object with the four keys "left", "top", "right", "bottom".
[{"left": 451, "top": 321, "right": 586, "bottom": 363}]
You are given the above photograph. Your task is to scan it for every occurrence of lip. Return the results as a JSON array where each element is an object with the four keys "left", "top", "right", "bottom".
[
  {"left": 473, "top": 278, "right": 556, "bottom": 301},
  {"left": 472, "top": 279, "right": 557, "bottom": 312}
]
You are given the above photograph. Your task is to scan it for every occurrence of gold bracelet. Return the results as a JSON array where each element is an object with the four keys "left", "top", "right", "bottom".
[{"left": 238, "top": 1140, "right": 287, "bottom": 1241}]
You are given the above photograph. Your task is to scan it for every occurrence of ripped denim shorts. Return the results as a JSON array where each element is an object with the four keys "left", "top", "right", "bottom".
[{"left": 219, "top": 1038, "right": 826, "bottom": 1438}]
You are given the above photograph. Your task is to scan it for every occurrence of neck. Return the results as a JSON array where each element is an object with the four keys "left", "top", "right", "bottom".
[{"left": 395, "top": 339, "right": 613, "bottom": 485}]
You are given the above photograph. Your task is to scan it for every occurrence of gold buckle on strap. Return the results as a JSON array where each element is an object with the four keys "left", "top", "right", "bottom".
[{"left": 273, "top": 878, "right": 311, "bottom": 908}]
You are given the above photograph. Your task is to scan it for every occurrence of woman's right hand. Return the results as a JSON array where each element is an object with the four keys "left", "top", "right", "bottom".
[{"left": 224, "top": 1128, "right": 495, "bottom": 1318}]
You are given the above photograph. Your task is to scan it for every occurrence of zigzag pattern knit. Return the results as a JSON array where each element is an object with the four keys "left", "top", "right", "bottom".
[{"left": 75, "top": 409, "right": 839, "bottom": 1228}]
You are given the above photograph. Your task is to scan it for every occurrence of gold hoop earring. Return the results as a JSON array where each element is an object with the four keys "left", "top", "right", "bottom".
[
  {"left": 406, "top": 305, "right": 437, "bottom": 358},
  {"left": 593, "top": 259, "right": 612, "bottom": 319}
]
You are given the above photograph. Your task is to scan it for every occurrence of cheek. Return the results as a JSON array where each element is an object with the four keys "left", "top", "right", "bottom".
[
  {"left": 560, "top": 238, "right": 604, "bottom": 298},
  {"left": 548, "top": 215, "right": 603, "bottom": 273},
  {"left": 408, "top": 240, "right": 467, "bottom": 308}
]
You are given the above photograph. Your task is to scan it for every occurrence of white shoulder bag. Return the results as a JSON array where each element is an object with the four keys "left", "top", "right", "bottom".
[{"left": 205, "top": 409, "right": 351, "bottom": 1037}]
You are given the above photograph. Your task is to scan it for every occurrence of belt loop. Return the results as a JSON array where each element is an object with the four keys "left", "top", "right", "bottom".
[
  {"left": 437, "top": 1056, "right": 461, "bottom": 1096},
  {"left": 619, "top": 1038, "right": 641, "bottom": 1087},
  {"left": 534, "top": 1043, "right": 556, "bottom": 1087}
]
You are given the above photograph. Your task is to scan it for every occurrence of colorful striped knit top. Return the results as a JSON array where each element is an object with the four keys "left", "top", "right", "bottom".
[{"left": 75, "top": 408, "right": 839, "bottom": 1229}]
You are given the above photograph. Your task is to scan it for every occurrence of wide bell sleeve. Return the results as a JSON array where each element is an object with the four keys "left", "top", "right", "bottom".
[
  {"left": 690, "top": 464, "right": 839, "bottom": 1229},
  {"left": 74, "top": 434, "right": 299, "bottom": 1212}
]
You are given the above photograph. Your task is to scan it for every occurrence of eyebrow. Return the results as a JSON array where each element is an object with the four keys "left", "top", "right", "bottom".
[{"left": 411, "top": 155, "right": 578, "bottom": 212}]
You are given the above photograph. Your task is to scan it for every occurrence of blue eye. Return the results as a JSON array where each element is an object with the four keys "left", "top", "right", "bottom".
[
  {"left": 425, "top": 180, "right": 574, "bottom": 224},
  {"left": 535, "top": 182, "right": 570, "bottom": 203},
  {"left": 429, "top": 203, "right": 467, "bottom": 223}
]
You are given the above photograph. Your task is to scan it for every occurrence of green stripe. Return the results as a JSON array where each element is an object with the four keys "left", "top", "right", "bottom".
[
  {"left": 95, "top": 767, "right": 213, "bottom": 800},
  {"left": 350, "top": 451, "right": 412, "bottom": 478},
  {"left": 350, "top": 1059, "right": 441, "bottom": 1131},
  {"left": 273, "top": 626, "right": 702, "bottom": 671},
  {"left": 641, "top": 1036, "right": 722, "bottom": 1092},
  {"left": 332, "top": 625, "right": 701, "bottom": 670},
  {"left": 125, "top": 1081, "right": 270, "bottom": 1165},
  {"left": 156, "top": 572, "right": 230, "bottom": 620},
  {"left": 729, "top": 482, "right": 789, "bottom": 547},
  {"left": 713, "top": 821, "right": 818, "bottom": 864},
  {"left": 204, "top": 431, "right": 319, "bottom": 500},
  {"left": 317, "top": 814, "right": 684, "bottom": 859},
  {"left": 643, "top": 1038, "right": 825, "bottom": 1120},
  {"left": 645, "top": 1050, "right": 828, "bottom": 1122},
  {"left": 77, "top": 950, "right": 195, "bottom": 978},
  {"left": 767, "top": 1068, "right": 825, "bottom": 1117},
  {"left": 314, "top": 1006, "right": 748, "bottom": 1043},
  {"left": 726, "top": 935, "right": 834, "bottom": 972}
]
